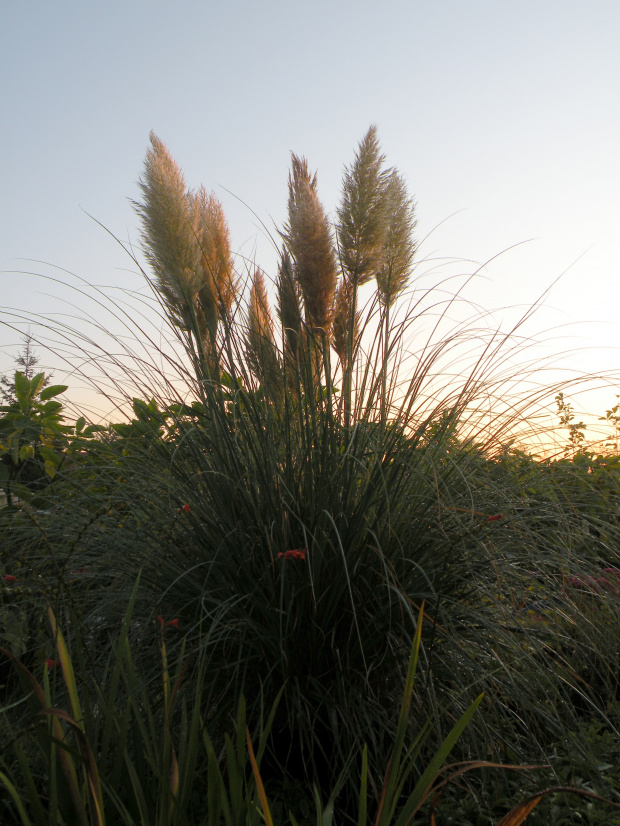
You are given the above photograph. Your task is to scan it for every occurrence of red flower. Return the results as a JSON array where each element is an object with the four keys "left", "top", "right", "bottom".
[
  {"left": 157, "top": 616, "right": 180, "bottom": 629},
  {"left": 45, "top": 658, "right": 57, "bottom": 669},
  {"left": 486, "top": 514, "right": 504, "bottom": 522},
  {"left": 177, "top": 504, "right": 191, "bottom": 514},
  {"left": 278, "top": 548, "right": 307, "bottom": 561},
  {"left": 4, "top": 575, "right": 17, "bottom": 583}
]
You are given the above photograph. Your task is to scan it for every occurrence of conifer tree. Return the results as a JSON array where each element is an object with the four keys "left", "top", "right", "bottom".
[{"left": 0, "top": 334, "right": 51, "bottom": 405}]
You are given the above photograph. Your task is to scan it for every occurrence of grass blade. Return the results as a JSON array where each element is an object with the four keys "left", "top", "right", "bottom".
[
  {"left": 392, "top": 692, "right": 484, "bottom": 826},
  {"left": 246, "top": 726, "right": 274, "bottom": 826},
  {"left": 0, "top": 770, "right": 34, "bottom": 826}
]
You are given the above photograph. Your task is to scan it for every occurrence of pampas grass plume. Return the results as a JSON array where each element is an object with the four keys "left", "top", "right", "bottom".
[
  {"left": 337, "top": 124, "right": 390, "bottom": 286},
  {"left": 375, "top": 170, "right": 417, "bottom": 307},
  {"left": 284, "top": 155, "right": 338, "bottom": 334},
  {"left": 247, "top": 268, "right": 281, "bottom": 389}
]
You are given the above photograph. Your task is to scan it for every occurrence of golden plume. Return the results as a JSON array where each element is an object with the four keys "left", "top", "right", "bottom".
[
  {"left": 375, "top": 171, "right": 417, "bottom": 307},
  {"left": 337, "top": 125, "right": 389, "bottom": 286},
  {"left": 284, "top": 155, "right": 337, "bottom": 335},
  {"left": 247, "top": 268, "right": 281, "bottom": 390},
  {"left": 134, "top": 132, "right": 201, "bottom": 335},
  {"left": 135, "top": 133, "right": 239, "bottom": 367},
  {"left": 194, "top": 187, "right": 238, "bottom": 332}
]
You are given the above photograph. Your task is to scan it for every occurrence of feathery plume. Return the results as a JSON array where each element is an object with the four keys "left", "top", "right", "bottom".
[
  {"left": 194, "top": 187, "right": 237, "bottom": 331},
  {"left": 247, "top": 269, "right": 281, "bottom": 389},
  {"left": 284, "top": 155, "right": 338, "bottom": 334},
  {"left": 134, "top": 132, "right": 201, "bottom": 334},
  {"left": 134, "top": 133, "right": 238, "bottom": 369},
  {"left": 375, "top": 170, "right": 417, "bottom": 307},
  {"left": 337, "top": 125, "right": 390, "bottom": 286}
]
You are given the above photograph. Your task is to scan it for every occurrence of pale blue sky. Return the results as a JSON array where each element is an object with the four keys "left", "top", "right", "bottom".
[{"left": 1, "top": 1, "right": 619, "bottom": 430}]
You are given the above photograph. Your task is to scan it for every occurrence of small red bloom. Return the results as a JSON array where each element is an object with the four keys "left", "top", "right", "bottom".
[
  {"left": 177, "top": 504, "right": 191, "bottom": 514},
  {"left": 167, "top": 618, "right": 179, "bottom": 629},
  {"left": 486, "top": 514, "right": 504, "bottom": 522},
  {"left": 278, "top": 548, "right": 307, "bottom": 561},
  {"left": 4, "top": 575, "right": 17, "bottom": 583},
  {"left": 157, "top": 615, "right": 164, "bottom": 627},
  {"left": 45, "top": 658, "right": 57, "bottom": 669}
]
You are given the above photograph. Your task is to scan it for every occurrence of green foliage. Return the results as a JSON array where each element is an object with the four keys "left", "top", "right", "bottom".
[
  {"left": 4, "top": 127, "right": 620, "bottom": 824},
  {"left": 7, "top": 371, "right": 620, "bottom": 819},
  {"left": 0, "top": 370, "right": 69, "bottom": 504},
  {"left": 0, "top": 593, "right": 274, "bottom": 825},
  {"left": 1, "top": 600, "right": 485, "bottom": 825},
  {"left": 0, "top": 364, "right": 107, "bottom": 509},
  {"left": 0, "top": 334, "right": 51, "bottom": 406},
  {"left": 599, "top": 396, "right": 620, "bottom": 453},
  {"left": 556, "top": 392, "right": 587, "bottom": 457},
  {"left": 434, "top": 711, "right": 620, "bottom": 825}
]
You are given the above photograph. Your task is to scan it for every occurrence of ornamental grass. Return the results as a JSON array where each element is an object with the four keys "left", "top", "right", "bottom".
[{"left": 2, "top": 127, "right": 620, "bottom": 823}]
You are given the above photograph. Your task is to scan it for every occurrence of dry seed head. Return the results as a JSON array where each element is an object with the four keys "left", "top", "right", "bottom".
[
  {"left": 284, "top": 154, "right": 338, "bottom": 334},
  {"left": 135, "top": 132, "right": 202, "bottom": 333},
  {"left": 337, "top": 125, "right": 390, "bottom": 286},
  {"left": 247, "top": 269, "right": 281, "bottom": 388},
  {"left": 194, "top": 187, "right": 237, "bottom": 322},
  {"left": 376, "top": 171, "right": 417, "bottom": 307}
]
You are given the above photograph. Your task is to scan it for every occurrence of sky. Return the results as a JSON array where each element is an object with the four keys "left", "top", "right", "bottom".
[{"left": 1, "top": 0, "right": 619, "bottom": 443}]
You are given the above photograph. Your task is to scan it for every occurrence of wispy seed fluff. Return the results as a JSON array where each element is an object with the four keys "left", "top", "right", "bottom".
[
  {"left": 375, "top": 171, "right": 417, "bottom": 307},
  {"left": 284, "top": 155, "right": 338, "bottom": 335},
  {"left": 135, "top": 132, "right": 201, "bottom": 333},
  {"left": 337, "top": 124, "right": 390, "bottom": 286},
  {"left": 247, "top": 268, "right": 281, "bottom": 388},
  {"left": 135, "top": 133, "right": 237, "bottom": 349}
]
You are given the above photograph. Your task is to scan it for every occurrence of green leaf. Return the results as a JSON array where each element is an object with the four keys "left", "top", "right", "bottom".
[
  {"left": 0, "top": 646, "right": 87, "bottom": 823},
  {"left": 392, "top": 692, "right": 485, "bottom": 826},
  {"left": 39, "top": 384, "right": 68, "bottom": 401},
  {"left": 40, "top": 400, "right": 63, "bottom": 415},
  {"left": 207, "top": 748, "right": 223, "bottom": 826},
  {"left": 48, "top": 608, "right": 85, "bottom": 733},
  {"left": 30, "top": 373, "right": 46, "bottom": 398},
  {"left": 0, "top": 770, "right": 34, "bottom": 826},
  {"left": 19, "top": 444, "right": 35, "bottom": 461},
  {"left": 246, "top": 727, "right": 274, "bottom": 826},
  {"left": 14, "top": 372, "right": 30, "bottom": 401},
  {"left": 84, "top": 424, "right": 107, "bottom": 436}
]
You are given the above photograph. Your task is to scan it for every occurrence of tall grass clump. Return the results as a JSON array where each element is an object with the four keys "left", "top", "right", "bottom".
[{"left": 3, "top": 126, "right": 620, "bottom": 820}]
